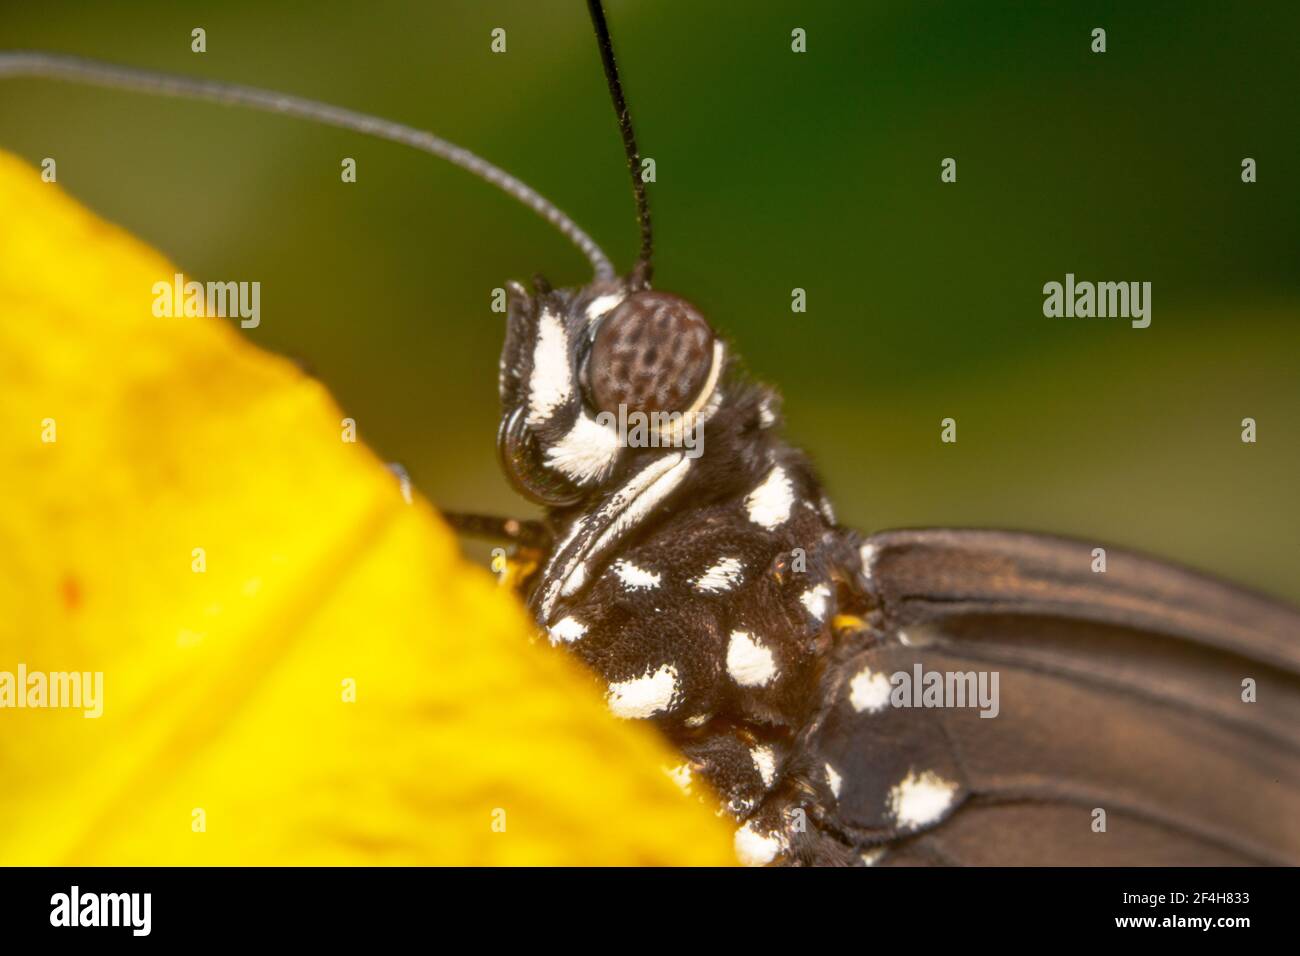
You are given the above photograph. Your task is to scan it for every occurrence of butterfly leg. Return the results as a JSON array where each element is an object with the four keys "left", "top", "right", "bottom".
[{"left": 438, "top": 510, "right": 552, "bottom": 550}]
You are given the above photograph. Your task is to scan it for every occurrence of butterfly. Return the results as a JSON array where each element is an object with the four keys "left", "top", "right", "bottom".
[{"left": 7, "top": 0, "right": 1296, "bottom": 867}]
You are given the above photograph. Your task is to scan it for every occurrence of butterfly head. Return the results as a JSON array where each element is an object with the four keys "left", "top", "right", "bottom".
[{"left": 496, "top": 277, "right": 730, "bottom": 508}]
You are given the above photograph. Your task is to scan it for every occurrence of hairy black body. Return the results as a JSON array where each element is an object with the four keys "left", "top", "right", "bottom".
[{"left": 497, "top": 277, "right": 874, "bottom": 862}]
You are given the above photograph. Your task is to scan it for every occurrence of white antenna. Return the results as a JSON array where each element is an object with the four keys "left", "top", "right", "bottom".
[{"left": 0, "top": 51, "right": 616, "bottom": 280}]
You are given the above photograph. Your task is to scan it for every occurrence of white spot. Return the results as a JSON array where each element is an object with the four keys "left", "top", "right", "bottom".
[
  {"left": 664, "top": 762, "right": 693, "bottom": 793},
  {"left": 607, "top": 664, "right": 679, "bottom": 719},
  {"left": 565, "top": 564, "right": 587, "bottom": 595},
  {"left": 734, "top": 821, "right": 784, "bottom": 867},
  {"left": 887, "top": 769, "right": 958, "bottom": 830},
  {"left": 693, "top": 556, "right": 744, "bottom": 593},
  {"left": 799, "top": 583, "right": 832, "bottom": 623},
  {"left": 819, "top": 496, "right": 836, "bottom": 524},
  {"left": 726, "top": 630, "right": 777, "bottom": 687},
  {"left": 859, "top": 542, "right": 879, "bottom": 583},
  {"left": 745, "top": 465, "right": 794, "bottom": 530},
  {"left": 758, "top": 398, "right": 777, "bottom": 428},
  {"left": 725, "top": 795, "right": 758, "bottom": 818},
  {"left": 825, "top": 762, "right": 843, "bottom": 798},
  {"left": 860, "top": 848, "right": 886, "bottom": 867},
  {"left": 526, "top": 310, "right": 571, "bottom": 425},
  {"left": 545, "top": 413, "right": 620, "bottom": 483},
  {"left": 611, "top": 559, "right": 661, "bottom": 590},
  {"left": 547, "top": 616, "right": 587, "bottom": 645},
  {"left": 585, "top": 292, "right": 625, "bottom": 320},
  {"left": 684, "top": 713, "right": 710, "bottom": 728},
  {"left": 751, "top": 745, "right": 777, "bottom": 788},
  {"left": 849, "top": 666, "right": 892, "bottom": 713}
]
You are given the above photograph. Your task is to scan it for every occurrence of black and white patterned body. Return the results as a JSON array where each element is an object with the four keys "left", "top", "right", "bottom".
[
  {"left": 495, "top": 276, "right": 893, "bottom": 864},
  {"left": 493, "top": 276, "right": 1300, "bottom": 867}
]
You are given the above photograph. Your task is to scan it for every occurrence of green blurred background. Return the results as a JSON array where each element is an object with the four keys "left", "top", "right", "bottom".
[{"left": 3, "top": 1, "right": 1297, "bottom": 601}]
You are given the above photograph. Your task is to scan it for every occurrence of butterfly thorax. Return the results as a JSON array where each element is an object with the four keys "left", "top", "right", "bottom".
[{"left": 497, "top": 277, "right": 876, "bottom": 862}]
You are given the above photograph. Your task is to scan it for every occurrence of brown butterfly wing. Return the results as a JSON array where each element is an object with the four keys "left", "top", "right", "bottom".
[{"left": 814, "top": 530, "right": 1300, "bottom": 865}]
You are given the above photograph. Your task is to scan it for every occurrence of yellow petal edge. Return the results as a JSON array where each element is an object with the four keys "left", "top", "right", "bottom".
[{"left": 0, "top": 149, "right": 733, "bottom": 865}]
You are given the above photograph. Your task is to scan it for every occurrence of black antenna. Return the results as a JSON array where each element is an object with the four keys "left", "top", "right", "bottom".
[{"left": 586, "top": 0, "right": 653, "bottom": 286}]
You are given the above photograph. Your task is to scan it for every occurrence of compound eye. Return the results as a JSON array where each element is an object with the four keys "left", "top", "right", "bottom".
[{"left": 587, "top": 292, "right": 715, "bottom": 416}]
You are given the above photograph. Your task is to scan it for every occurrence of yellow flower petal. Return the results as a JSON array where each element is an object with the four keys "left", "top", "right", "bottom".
[{"left": 0, "top": 149, "right": 733, "bottom": 865}]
